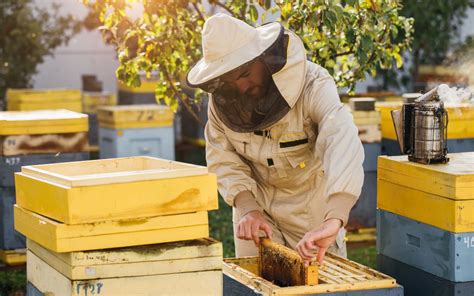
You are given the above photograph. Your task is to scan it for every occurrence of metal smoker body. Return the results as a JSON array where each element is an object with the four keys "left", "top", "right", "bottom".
[{"left": 391, "top": 87, "right": 449, "bottom": 164}]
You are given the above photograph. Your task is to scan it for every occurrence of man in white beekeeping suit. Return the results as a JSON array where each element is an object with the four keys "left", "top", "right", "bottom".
[{"left": 186, "top": 13, "right": 364, "bottom": 264}]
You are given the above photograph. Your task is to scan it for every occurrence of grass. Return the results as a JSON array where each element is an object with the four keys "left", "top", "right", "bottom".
[{"left": 0, "top": 270, "right": 26, "bottom": 296}]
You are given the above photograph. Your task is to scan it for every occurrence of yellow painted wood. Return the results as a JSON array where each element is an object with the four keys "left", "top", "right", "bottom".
[
  {"left": 345, "top": 228, "right": 376, "bottom": 243},
  {"left": 352, "top": 111, "right": 381, "bottom": 126},
  {"left": 224, "top": 253, "right": 397, "bottom": 295},
  {"left": 6, "top": 89, "right": 81, "bottom": 102},
  {"left": 15, "top": 205, "right": 209, "bottom": 252},
  {"left": 27, "top": 238, "right": 222, "bottom": 280},
  {"left": 28, "top": 251, "right": 222, "bottom": 296},
  {"left": 82, "top": 92, "right": 117, "bottom": 114},
  {"left": 20, "top": 156, "right": 208, "bottom": 187},
  {"left": 7, "top": 101, "right": 83, "bottom": 112},
  {"left": 117, "top": 80, "right": 158, "bottom": 93},
  {"left": 377, "top": 180, "right": 474, "bottom": 232},
  {"left": 378, "top": 154, "right": 474, "bottom": 200},
  {"left": 0, "top": 249, "right": 26, "bottom": 265},
  {"left": 0, "top": 110, "right": 88, "bottom": 135},
  {"left": 97, "top": 105, "right": 173, "bottom": 129},
  {"left": 15, "top": 172, "right": 217, "bottom": 224}
]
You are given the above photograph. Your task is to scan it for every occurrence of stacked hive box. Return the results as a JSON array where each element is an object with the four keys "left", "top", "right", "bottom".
[
  {"left": 117, "top": 74, "right": 158, "bottom": 105},
  {"left": 347, "top": 98, "right": 381, "bottom": 228},
  {"left": 98, "top": 105, "right": 175, "bottom": 160},
  {"left": 6, "top": 89, "right": 82, "bottom": 112},
  {"left": 13, "top": 156, "right": 222, "bottom": 295},
  {"left": 223, "top": 253, "right": 403, "bottom": 295},
  {"left": 376, "top": 153, "right": 474, "bottom": 295},
  {"left": 0, "top": 110, "right": 89, "bottom": 265},
  {"left": 82, "top": 92, "right": 117, "bottom": 146},
  {"left": 377, "top": 101, "right": 474, "bottom": 155}
]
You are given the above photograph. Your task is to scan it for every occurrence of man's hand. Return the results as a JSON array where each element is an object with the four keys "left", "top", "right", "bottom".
[
  {"left": 237, "top": 210, "right": 273, "bottom": 246},
  {"left": 296, "top": 218, "right": 342, "bottom": 265}
]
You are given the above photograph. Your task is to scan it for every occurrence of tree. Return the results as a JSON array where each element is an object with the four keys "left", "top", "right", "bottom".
[
  {"left": 83, "top": 0, "right": 413, "bottom": 115},
  {"left": 377, "top": 0, "right": 474, "bottom": 90},
  {"left": 0, "top": 0, "right": 82, "bottom": 104}
]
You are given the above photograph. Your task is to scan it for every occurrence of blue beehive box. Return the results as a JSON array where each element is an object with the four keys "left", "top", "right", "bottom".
[
  {"left": 377, "top": 254, "right": 474, "bottom": 296},
  {"left": 377, "top": 209, "right": 474, "bottom": 282},
  {"left": 0, "top": 187, "right": 25, "bottom": 250},
  {"left": 98, "top": 105, "right": 175, "bottom": 160}
]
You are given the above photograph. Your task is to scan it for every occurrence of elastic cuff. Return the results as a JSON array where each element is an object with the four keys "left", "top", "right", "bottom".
[
  {"left": 233, "top": 190, "right": 261, "bottom": 217},
  {"left": 324, "top": 192, "right": 358, "bottom": 227}
]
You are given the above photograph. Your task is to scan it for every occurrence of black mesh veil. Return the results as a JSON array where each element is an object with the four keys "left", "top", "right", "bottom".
[{"left": 201, "top": 24, "right": 291, "bottom": 133}]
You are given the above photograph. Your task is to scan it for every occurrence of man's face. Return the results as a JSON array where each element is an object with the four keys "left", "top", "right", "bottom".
[{"left": 220, "top": 59, "right": 272, "bottom": 99}]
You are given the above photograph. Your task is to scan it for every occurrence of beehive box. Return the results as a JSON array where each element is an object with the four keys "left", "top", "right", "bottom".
[
  {"left": 0, "top": 249, "right": 26, "bottom": 266},
  {"left": 223, "top": 254, "right": 403, "bottom": 295},
  {"left": 377, "top": 209, "right": 474, "bottom": 282},
  {"left": 14, "top": 205, "right": 209, "bottom": 252},
  {"left": 15, "top": 156, "right": 217, "bottom": 224},
  {"left": 98, "top": 105, "right": 173, "bottom": 129},
  {"left": 117, "top": 77, "right": 158, "bottom": 105},
  {"left": 0, "top": 153, "right": 90, "bottom": 187},
  {"left": 6, "top": 89, "right": 82, "bottom": 112},
  {"left": 26, "top": 238, "right": 222, "bottom": 296},
  {"left": 99, "top": 126, "right": 174, "bottom": 160},
  {"left": 377, "top": 153, "right": 474, "bottom": 232},
  {"left": 0, "top": 110, "right": 88, "bottom": 136},
  {"left": 377, "top": 254, "right": 474, "bottom": 296},
  {"left": 82, "top": 92, "right": 117, "bottom": 114},
  {"left": 0, "top": 187, "right": 25, "bottom": 250}
]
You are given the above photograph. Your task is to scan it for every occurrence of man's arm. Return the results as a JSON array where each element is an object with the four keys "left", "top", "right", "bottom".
[
  {"left": 205, "top": 98, "right": 272, "bottom": 244},
  {"left": 296, "top": 68, "right": 364, "bottom": 263}
]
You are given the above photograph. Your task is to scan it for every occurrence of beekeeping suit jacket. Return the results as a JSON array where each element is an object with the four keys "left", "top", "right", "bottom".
[{"left": 204, "top": 28, "right": 365, "bottom": 256}]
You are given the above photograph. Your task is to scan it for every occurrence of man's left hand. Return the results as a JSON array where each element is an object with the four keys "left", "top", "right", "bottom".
[{"left": 295, "top": 218, "right": 342, "bottom": 265}]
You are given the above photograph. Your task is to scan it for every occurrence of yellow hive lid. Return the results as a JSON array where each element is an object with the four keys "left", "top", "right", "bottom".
[
  {"left": 6, "top": 88, "right": 81, "bottom": 103},
  {"left": 0, "top": 110, "right": 88, "bottom": 135},
  {"left": 378, "top": 153, "right": 474, "bottom": 200},
  {"left": 97, "top": 104, "right": 174, "bottom": 129}
]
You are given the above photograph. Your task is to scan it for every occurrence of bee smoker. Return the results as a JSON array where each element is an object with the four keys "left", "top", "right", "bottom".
[{"left": 391, "top": 87, "right": 449, "bottom": 164}]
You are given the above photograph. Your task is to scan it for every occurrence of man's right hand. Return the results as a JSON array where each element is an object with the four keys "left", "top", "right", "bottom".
[{"left": 237, "top": 210, "right": 273, "bottom": 246}]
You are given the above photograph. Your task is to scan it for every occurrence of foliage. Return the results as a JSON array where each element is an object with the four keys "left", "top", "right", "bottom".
[
  {"left": 83, "top": 0, "right": 413, "bottom": 111},
  {"left": 378, "top": 0, "right": 474, "bottom": 90},
  {"left": 0, "top": 270, "right": 26, "bottom": 295},
  {"left": 0, "top": 0, "right": 82, "bottom": 103}
]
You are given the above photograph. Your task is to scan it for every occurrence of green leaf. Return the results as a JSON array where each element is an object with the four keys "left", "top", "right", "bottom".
[{"left": 249, "top": 5, "right": 259, "bottom": 23}]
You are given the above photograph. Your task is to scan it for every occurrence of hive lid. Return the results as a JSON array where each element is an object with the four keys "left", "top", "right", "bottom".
[
  {"left": 97, "top": 104, "right": 173, "bottom": 128},
  {"left": 6, "top": 89, "right": 81, "bottom": 103},
  {"left": 20, "top": 156, "right": 208, "bottom": 187},
  {"left": 378, "top": 153, "right": 474, "bottom": 200},
  {"left": 0, "top": 110, "right": 88, "bottom": 135}
]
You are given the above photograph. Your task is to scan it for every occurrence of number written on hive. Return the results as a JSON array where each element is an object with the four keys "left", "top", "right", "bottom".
[
  {"left": 463, "top": 237, "right": 474, "bottom": 248},
  {"left": 5, "top": 157, "right": 20, "bottom": 166},
  {"left": 76, "top": 282, "right": 103, "bottom": 295}
]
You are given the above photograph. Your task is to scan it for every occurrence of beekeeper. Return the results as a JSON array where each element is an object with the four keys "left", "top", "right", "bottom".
[{"left": 186, "top": 14, "right": 364, "bottom": 264}]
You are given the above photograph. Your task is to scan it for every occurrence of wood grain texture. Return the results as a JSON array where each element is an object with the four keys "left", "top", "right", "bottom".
[
  {"left": 259, "top": 238, "right": 318, "bottom": 286},
  {"left": 27, "top": 251, "right": 222, "bottom": 296},
  {"left": 224, "top": 253, "right": 397, "bottom": 295},
  {"left": 27, "top": 238, "right": 222, "bottom": 280},
  {"left": 14, "top": 205, "right": 209, "bottom": 252},
  {"left": 0, "top": 133, "right": 89, "bottom": 156},
  {"left": 98, "top": 105, "right": 173, "bottom": 129}
]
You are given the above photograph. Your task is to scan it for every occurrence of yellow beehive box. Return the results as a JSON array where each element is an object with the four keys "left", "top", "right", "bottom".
[
  {"left": 27, "top": 251, "right": 221, "bottom": 296},
  {"left": 377, "top": 102, "right": 474, "bottom": 140},
  {"left": 82, "top": 92, "right": 117, "bottom": 114},
  {"left": 0, "top": 249, "right": 26, "bottom": 266},
  {"left": 27, "top": 238, "right": 222, "bottom": 280},
  {"left": 97, "top": 105, "right": 173, "bottom": 129},
  {"left": 6, "top": 89, "right": 82, "bottom": 112},
  {"left": 118, "top": 77, "right": 158, "bottom": 93},
  {"left": 377, "top": 153, "right": 474, "bottom": 232},
  {"left": 223, "top": 254, "right": 400, "bottom": 295},
  {"left": 352, "top": 110, "right": 381, "bottom": 126},
  {"left": 0, "top": 110, "right": 88, "bottom": 135},
  {"left": 15, "top": 205, "right": 209, "bottom": 252},
  {"left": 15, "top": 156, "right": 218, "bottom": 224}
]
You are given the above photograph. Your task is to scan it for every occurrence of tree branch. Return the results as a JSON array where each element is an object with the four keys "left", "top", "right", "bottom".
[
  {"left": 214, "top": 1, "right": 237, "bottom": 17},
  {"left": 192, "top": 2, "right": 205, "bottom": 22},
  {"left": 163, "top": 70, "right": 205, "bottom": 127}
]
